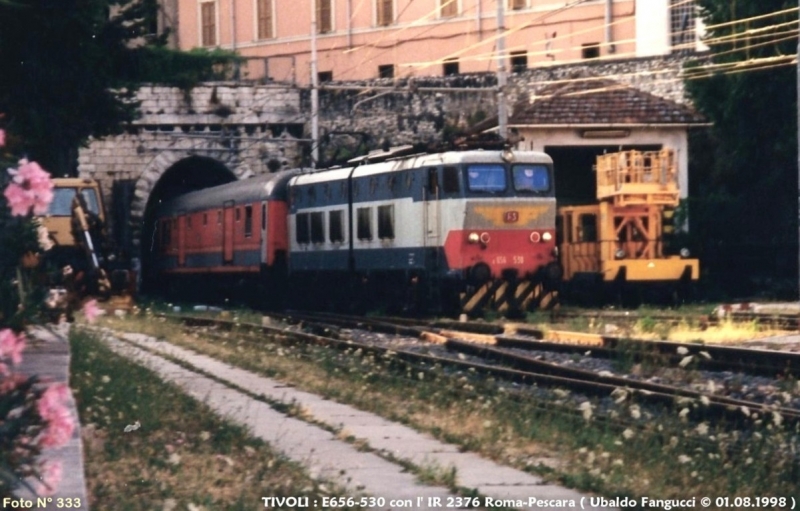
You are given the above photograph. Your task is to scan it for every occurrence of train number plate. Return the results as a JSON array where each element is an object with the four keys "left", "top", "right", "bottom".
[{"left": 503, "top": 211, "right": 519, "bottom": 223}]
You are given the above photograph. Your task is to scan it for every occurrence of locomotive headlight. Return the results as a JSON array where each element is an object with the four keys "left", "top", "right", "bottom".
[
  {"left": 615, "top": 249, "right": 627, "bottom": 260},
  {"left": 529, "top": 231, "right": 541, "bottom": 243},
  {"left": 542, "top": 232, "right": 553, "bottom": 242},
  {"left": 480, "top": 232, "right": 491, "bottom": 244},
  {"left": 680, "top": 247, "right": 691, "bottom": 258},
  {"left": 468, "top": 232, "right": 480, "bottom": 244}
]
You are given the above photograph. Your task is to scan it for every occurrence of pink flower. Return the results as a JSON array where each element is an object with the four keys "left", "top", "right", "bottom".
[
  {"left": 0, "top": 129, "right": 5, "bottom": 147},
  {"left": 82, "top": 299, "right": 101, "bottom": 324},
  {"left": 35, "top": 460, "right": 63, "bottom": 496},
  {"left": 0, "top": 328, "right": 26, "bottom": 367},
  {"left": 4, "top": 159, "right": 54, "bottom": 216},
  {"left": 37, "top": 383, "right": 75, "bottom": 448}
]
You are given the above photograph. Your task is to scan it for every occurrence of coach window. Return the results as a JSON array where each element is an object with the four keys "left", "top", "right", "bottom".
[
  {"left": 261, "top": 204, "right": 266, "bottom": 230},
  {"left": 236, "top": 208, "right": 241, "bottom": 222},
  {"left": 310, "top": 212, "right": 325, "bottom": 243},
  {"left": 296, "top": 213, "right": 310, "bottom": 244},
  {"left": 442, "top": 166, "right": 460, "bottom": 194},
  {"left": 378, "top": 205, "right": 394, "bottom": 240},
  {"left": 217, "top": 211, "right": 222, "bottom": 224},
  {"left": 161, "top": 220, "right": 171, "bottom": 248},
  {"left": 329, "top": 210, "right": 344, "bottom": 243},
  {"left": 203, "top": 213, "right": 208, "bottom": 226},
  {"left": 187, "top": 216, "right": 192, "bottom": 230},
  {"left": 244, "top": 205, "right": 253, "bottom": 238},
  {"left": 357, "top": 207, "right": 372, "bottom": 240}
]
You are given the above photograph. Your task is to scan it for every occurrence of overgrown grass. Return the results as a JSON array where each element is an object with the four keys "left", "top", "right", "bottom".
[
  {"left": 70, "top": 328, "right": 359, "bottom": 510},
  {"left": 98, "top": 312, "right": 800, "bottom": 506}
]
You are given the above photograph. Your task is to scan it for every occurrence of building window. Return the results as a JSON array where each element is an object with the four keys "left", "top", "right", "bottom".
[
  {"left": 378, "top": 64, "right": 395, "bottom": 79},
  {"left": 440, "top": 0, "right": 457, "bottom": 18},
  {"left": 377, "top": 205, "right": 394, "bottom": 240},
  {"left": 377, "top": 0, "right": 393, "bottom": 26},
  {"left": 581, "top": 42, "right": 600, "bottom": 59},
  {"left": 329, "top": 210, "right": 344, "bottom": 243},
  {"left": 670, "top": 0, "right": 696, "bottom": 51},
  {"left": 318, "top": 71, "right": 333, "bottom": 83},
  {"left": 257, "top": 0, "right": 273, "bottom": 39},
  {"left": 443, "top": 58, "right": 459, "bottom": 76},
  {"left": 310, "top": 212, "right": 324, "bottom": 243},
  {"left": 296, "top": 213, "right": 310, "bottom": 244},
  {"left": 244, "top": 205, "right": 253, "bottom": 237},
  {"left": 508, "top": 0, "right": 525, "bottom": 10},
  {"left": 203, "top": 213, "right": 208, "bottom": 226},
  {"left": 317, "top": 0, "right": 332, "bottom": 33},
  {"left": 200, "top": 1, "right": 216, "bottom": 47},
  {"left": 510, "top": 51, "right": 527, "bottom": 73},
  {"left": 357, "top": 207, "right": 372, "bottom": 240}
]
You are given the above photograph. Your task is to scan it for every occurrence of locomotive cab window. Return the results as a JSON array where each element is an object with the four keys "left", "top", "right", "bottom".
[
  {"left": 244, "top": 205, "right": 253, "bottom": 238},
  {"left": 329, "top": 210, "right": 344, "bottom": 243},
  {"left": 427, "top": 168, "right": 439, "bottom": 196},
  {"left": 357, "top": 207, "right": 372, "bottom": 240},
  {"left": 310, "top": 212, "right": 325, "bottom": 243},
  {"left": 378, "top": 205, "right": 394, "bottom": 240},
  {"left": 466, "top": 164, "right": 506, "bottom": 192},
  {"left": 442, "top": 166, "right": 460, "bottom": 194},
  {"left": 296, "top": 213, "right": 310, "bottom": 244},
  {"left": 512, "top": 164, "right": 550, "bottom": 193}
]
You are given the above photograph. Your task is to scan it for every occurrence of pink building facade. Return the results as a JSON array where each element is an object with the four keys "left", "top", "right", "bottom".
[{"left": 174, "top": 0, "right": 705, "bottom": 84}]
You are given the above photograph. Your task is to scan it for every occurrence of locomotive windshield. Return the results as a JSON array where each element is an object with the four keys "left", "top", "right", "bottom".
[
  {"left": 512, "top": 164, "right": 550, "bottom": 193},
  {"left": 466, "top": 164, "right": 506, "bottom": 192}
]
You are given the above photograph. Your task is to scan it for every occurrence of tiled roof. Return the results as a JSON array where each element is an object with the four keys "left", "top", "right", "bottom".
[{"left": 508, "top": 79, "right": 707, "bottom": 126}]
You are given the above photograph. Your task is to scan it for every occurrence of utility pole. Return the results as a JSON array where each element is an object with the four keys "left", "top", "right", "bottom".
[
  {"left": 496, "top": 0, "right": 508, "bottom": 142},
  {"left": 311, "top": 0, "right": 320, "bottom": 167}
]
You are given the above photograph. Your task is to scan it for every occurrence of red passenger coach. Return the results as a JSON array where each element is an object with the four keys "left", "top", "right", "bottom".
[{"left": 152, "top": 170, "right": 299, "bottom": 305}]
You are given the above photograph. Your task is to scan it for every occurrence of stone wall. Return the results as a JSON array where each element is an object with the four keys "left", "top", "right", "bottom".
[{"left": 308, "top": 54, "right": 701, "bottom": 155}]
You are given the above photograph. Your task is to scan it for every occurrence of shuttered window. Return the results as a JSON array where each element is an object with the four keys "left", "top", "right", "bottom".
[
  {"left": 440, "top": 0, "right": 457, "bottom": 17},
  {"left": 257, "top": 0, "right": 273, "bottom": 39},
  {"left": 317, "top": 0, "right": 332, "bottom": 33},
  {"left": 377, "top": 0, "right": 392, "bottom": 26},
  {"left": 200, "top": 2, "right": 216, "bottom": 47}
]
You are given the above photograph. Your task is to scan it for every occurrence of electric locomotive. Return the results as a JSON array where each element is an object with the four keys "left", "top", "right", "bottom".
[{"left": 288, "top": 147, "right": 562, "bottom": 315}]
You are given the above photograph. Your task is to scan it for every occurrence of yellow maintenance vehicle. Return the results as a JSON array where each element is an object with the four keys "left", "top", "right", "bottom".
[
  {"left": 557, "top": 149, "right": 699, "bottom": 304},
  {"left": 39, "top": 178, "right": 134, "bottom": 313}
]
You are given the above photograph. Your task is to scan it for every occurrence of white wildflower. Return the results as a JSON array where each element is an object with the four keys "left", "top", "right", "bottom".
[
  {"left": 695, "top": 422, "right": 709, "bottom": 435},
  {"left": 162, "top": 499, "right": 178, "bottom": 511},
  {"left": 745, "top": 457, "right": 753, "bottom": 465},
  {"left": 679, "top": 355, "right": 694, "bottom": 368},
  {"left": 200, "top": 431, "right": 211, "bottom": 441},
  {"left": 700, "top": 395, "right": 710, "bottom": 406},
  {"left": 168, "top": 453, "right": 181, "bottom": 465},
  {"left": 707, "top": 380, "right": 717, "bottom": 394},
  {"left": 622, "top": 428, "right": 635, "bottom": 440},
  {"left": 669, "top": 437, "right": 679, "bottom": 448},
  {"left": 553, "top": 389, "right": 570, "bottom": 398},
  {"left": 772, "top": 411, "right": 783, "bottom": 427},
  {"left": 37, "top": 222, "right": 54, "bottom": 251},
  {"left": 101, "top": 375, "right": 111, "bottom": 383},
  {"left": 677, "top": 454, "right": 692, "bottom": 464},
  {"left": 578, "top": 401, "right": 593, "bottom": 421},
  {"left": 629, "top": 404, "right": 641, "bottom": 420},
  {"left": 679, "top": 408, "right": 690, "bottom": 419},
  {"left": 611, "top": 388, "right": 628, "bottom": 404},
  {"left": 740, "top": 406, "right": 751, "bottom": 418},
  {"left": 123, "top": 420, "right": 141, "bottom": 433},
  {"left": 612, "top": 459, "right": 624, "bottom": 467},
  {"left": 598, "top": 370, "right": 614, "bottom": 378},
  {"left": 417, "top": 372, "right": 425, "bottom": 380}
]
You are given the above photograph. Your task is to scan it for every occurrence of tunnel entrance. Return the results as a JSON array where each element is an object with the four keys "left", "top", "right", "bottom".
[{"left": 140, "top": 156, "right": 237, "bottom": 293}]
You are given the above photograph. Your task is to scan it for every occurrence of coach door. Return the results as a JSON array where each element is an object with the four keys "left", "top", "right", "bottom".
[
  {"left": 424, "top": 168, "right": 441, "bottom": 245},
  {"left": 177, "top": 212, "right": 186, "bottom": 267},
  {"left": 223, "top": 201, "right": 235, "bottom": 264}
]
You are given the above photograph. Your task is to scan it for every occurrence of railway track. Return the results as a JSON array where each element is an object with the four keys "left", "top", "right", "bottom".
[{"left": 166, "top": 311, "right": 800, "bottom": 427}]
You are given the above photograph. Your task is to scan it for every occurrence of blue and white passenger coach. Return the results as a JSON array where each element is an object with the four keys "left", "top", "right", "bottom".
[{"left": 287, "top": 148, "right": 562, "bottom": 314}]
